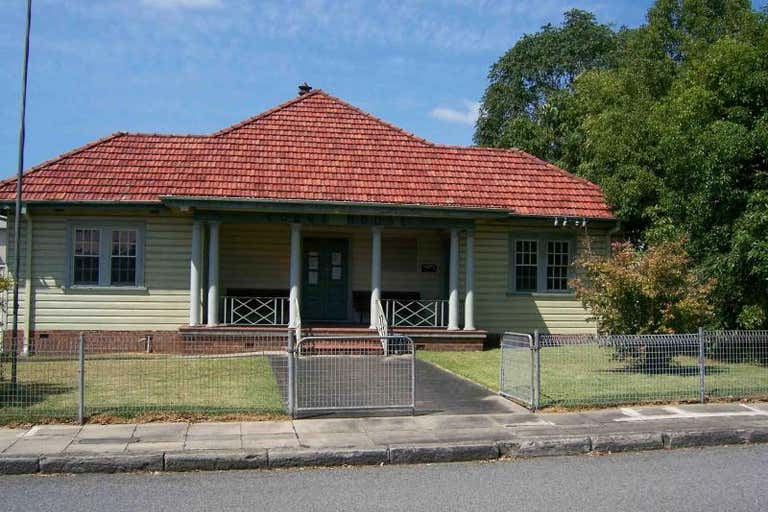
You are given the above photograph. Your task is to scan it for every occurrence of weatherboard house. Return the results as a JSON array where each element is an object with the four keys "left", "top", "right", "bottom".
[{"left": 0, "top": 87, "right": 615, "bottom": 352}]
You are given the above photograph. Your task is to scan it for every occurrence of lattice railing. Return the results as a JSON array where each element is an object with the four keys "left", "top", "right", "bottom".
[
  {"left": 381, "top": 299, "right": 448, "bottom": 328},
  {"left": 223, "top": 296, "right": 289, "bottom": 326}
]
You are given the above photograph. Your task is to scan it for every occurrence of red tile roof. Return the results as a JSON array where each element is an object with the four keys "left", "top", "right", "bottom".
[{"left": 0, "top": 90, "right": 613, "bottom": 219}]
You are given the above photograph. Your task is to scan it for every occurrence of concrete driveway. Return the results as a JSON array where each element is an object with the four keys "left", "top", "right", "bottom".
[{"left": 416, "top": 359, "right": 525, "bottom": 415}]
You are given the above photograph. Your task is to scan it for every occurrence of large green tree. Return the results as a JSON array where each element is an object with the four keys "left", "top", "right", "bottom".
[
  {"left": 474, "top": 9, "right": 618, "bottom": 163},
  {"left": 477, "top": 0, "right": 768, "bottom": 329}
]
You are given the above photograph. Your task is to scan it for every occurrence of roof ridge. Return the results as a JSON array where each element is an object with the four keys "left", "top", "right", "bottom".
[
  {"left": 210, "top": 89, "right": 324, "bottom": 137},
  {"left": 0, "top": 132, "right": 127, "bottom": 190},
  {"left": 211, "top": 89, "right": 435, "bottom": 146},
  {"left": 316, "top": 91, "right": 435, "bottom": 146},
  {"left": 438, "top": 143, "right": 602, "bottom": 190}
]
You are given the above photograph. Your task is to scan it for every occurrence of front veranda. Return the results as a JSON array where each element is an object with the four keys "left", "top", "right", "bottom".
[{"left": 186, "top": 212, "right": 484, "bottom": 347}]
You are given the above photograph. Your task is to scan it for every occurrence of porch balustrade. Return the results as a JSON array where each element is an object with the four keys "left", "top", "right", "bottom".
[
  {"left": 380, "top": 299, "right": 449, "bottom": 328},
  {"left": 223, "top": 296, "right": 289, "bottom": 326}
]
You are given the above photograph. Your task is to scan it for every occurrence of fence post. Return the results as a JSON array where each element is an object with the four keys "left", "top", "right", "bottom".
[
  {"left": 532, "top": 329, "right": 541, "bottom": 411},
  {"left": 78, "top": 332, "right": 85, "bottom": 424},
  {"left": 698, "top": 326, "right": 706, "bottom": 404},
  {"left": 287, "top": 329, "right": 296, "bottom": 418}
]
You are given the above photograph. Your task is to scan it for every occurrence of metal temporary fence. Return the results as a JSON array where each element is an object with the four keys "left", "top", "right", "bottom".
[
  {"left": 289, "top": 334, "right": 415, "bottom": 415},
  {"left": 500, "top": 329, "right": 768, "bottom": 410}
]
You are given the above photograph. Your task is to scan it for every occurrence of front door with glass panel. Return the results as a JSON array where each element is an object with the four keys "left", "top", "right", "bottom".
[{"left": 301, "top": 238, "right": 349, "bottom": 322}]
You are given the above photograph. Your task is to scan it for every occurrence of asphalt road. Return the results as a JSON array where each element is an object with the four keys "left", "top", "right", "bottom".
[{"left": 2, "top": 445, "right": 766, "bottom": 512}]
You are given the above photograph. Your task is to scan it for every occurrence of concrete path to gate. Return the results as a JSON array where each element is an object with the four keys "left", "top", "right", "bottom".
[{"left": 416, "top": 360, "right": 525, "bottom": 415}]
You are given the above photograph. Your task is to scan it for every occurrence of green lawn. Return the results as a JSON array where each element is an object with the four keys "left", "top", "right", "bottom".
[
  {"left": 0, "top": 354, "right": 286, "bottom": 423},
  {"left": 419, "top": 346, "right": 768, "bottom": 409}
]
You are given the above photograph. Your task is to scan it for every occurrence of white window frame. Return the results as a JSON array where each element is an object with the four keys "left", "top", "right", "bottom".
[
  {"left": 66, "top": 221, "right": 145, "bottom": 288},
  {"left": 509, "top": 234, "right": 575, "bottom": 294}
]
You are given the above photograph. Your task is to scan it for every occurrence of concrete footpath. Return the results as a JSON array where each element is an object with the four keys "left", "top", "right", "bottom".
[{"left": 1, "top": 402, "right": 767, "bottom": 474}]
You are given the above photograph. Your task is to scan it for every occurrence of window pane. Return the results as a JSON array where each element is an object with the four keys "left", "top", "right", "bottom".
[
  {"left": 110, "top": 230, "right": 137, "bottom": 286},
  {"left": 515, "top": 240, "right": 538, "bottom": 292},
  {"left": 73, "top": 229, "right": 100, "bottom": 285},
  {"left": 546, "top": 241, "right": 570, "bottom": 291}
]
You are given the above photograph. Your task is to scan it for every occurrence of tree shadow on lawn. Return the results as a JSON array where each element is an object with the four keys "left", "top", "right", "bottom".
[
  {"left": 0, "top": 381, "right": 74, "bottom": 408},
  {"left": 605, "top": 363, "right": 728, "bottom": 376}
]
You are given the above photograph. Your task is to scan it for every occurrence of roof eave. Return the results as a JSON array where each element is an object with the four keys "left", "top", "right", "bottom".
[{"left": 159, "top": 195, "right": 509, "bottom": 219}]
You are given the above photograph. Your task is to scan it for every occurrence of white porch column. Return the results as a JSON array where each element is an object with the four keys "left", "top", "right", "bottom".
[
  {"left": 206, "top": 221, "right": 220, "bottom": 326},
  {"left": 369, "top": 226, "right": 382, "bottom": 329},
  {"left": 288, "top": 223, "right": 301, "bottom": 328},
  {"left": 447, "top": 227, "right": 460, "bottom": 330},
  {"left": 463, "top": 229, "right": 475, "bottom": 331},
  {"left": 189, "top": 220, "right": 202, "bottom": 326}
]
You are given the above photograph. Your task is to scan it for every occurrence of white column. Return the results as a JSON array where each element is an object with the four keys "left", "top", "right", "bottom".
[
  {"left": 206, "top": 221, "right": 220, "bottom": 326},
  {"left": 189, "top": 221, "right": 202, "bottom": 326},
  {"left": 369, "top": 226, "right": 382, "bottom": 329},
  {"left": 463, "top": 229, "right": 475, "bottom": 331},
  {"left": 447, "top": 227, "right": 460, "bottom": 330},
  {"left": 288, "top": 223, "right": 301, "bottom": 328}
]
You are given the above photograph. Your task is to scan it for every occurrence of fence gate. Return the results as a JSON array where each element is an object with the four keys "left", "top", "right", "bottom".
[
  {"left": 289, "top": 335, "right": 415, "bottom": 416},
  {"left": 500, "top": 332, "right": 538, "bottom": 409}
]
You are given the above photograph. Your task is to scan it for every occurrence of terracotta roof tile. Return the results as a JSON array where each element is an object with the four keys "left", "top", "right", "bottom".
[{"left": 0, "top": 90, "right": 613, "bottom": 218}]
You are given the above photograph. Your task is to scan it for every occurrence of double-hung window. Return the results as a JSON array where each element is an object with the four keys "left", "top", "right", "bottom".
[
  {"left": 510, "top": 236, "right": 573, "bottom": 293},
  {"left": 69, "top": 224, "right": 144, "bottom": 287}
]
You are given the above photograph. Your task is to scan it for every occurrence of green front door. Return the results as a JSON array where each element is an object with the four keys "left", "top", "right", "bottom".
[{"left": 301, "top": 238, "right": 349, "bottom": 322}]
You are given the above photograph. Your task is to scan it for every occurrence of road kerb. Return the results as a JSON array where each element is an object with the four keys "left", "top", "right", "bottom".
[
  {"left": 165, "top": 450, "right": 267, "bottom": 472},
  {"left": 268, "top": 447, "right": 388, "bottom": 468},
  {"left": 39, "top": 453, "right": 163, "bottom": 474},
  {"left": 388, "top": 442, "right": 499, "bottom": 464}
]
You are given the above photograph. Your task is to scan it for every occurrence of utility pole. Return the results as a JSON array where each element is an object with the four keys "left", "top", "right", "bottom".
[{"left": 10, "top": 0, "right": 33, "bottom": 387}]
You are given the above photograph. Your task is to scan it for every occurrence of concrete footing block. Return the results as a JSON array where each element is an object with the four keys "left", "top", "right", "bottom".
[
  {"left": 516, "top": 436, "right": 591, "bottom": 458},
  {"left": 268, "top": 447, "right": 388, "bottom": 468},
  {"left": 39, "top": 454, "right": 163, "bottom": 474},
  {"left": 664, "top": 430, "right": 749, "bottom": 449},
  {"left": 388, "top": 442, "right": 499, "bottom": 464},
  {"left": 0, "top": 456, "right": 40, "bottom": 475},
  {"left": 591, "top": 433, "right": 665, "bottom": 453},
  {"left": 165, "top": 450, "right": 267, "bottom": 472}
]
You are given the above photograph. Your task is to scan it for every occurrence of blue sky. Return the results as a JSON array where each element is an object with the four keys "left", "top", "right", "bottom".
[{"left": 0, "top": 0, "right": 661, "bottom": 177}]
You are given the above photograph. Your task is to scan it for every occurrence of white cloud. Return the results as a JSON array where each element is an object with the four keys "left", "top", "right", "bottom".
[
  {"left": 429, "top": 100, "right": 480, "bottom": 125},
  {"left": 140, "top": 0, "right": 223, "bottom": 9}
]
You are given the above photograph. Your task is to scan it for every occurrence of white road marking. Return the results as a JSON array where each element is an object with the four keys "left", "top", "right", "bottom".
[
  {"left": 23, "top": 426, "right": 40, "bottom": 437},
  {"left": 615, "top": 403, "right": 768, "bottom": 422},
  {"left": 620, "top": 407, "right": 645, "bottom": 419},
  {"left": 504, "top": 419, "right": 556, "bottom": 428}
]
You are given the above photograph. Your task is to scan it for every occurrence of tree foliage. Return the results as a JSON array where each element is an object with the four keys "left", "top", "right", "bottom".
[
  {"left": 474, "top": 9, "right": 618, "bottom": 162},
  {"left": 477, "top": 0, "right": 768, "bottom": 329},
  {"left": 572, "top": 238, "right": 716, "bottom": 334}
]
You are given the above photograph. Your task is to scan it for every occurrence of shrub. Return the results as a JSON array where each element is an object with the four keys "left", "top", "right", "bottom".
[{"left": 572, "top": 237, "right": 716, "bottom": 368}]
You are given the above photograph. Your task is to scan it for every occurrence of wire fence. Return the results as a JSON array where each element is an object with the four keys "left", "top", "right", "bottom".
[
  {"left": 0, "top": 332, "right": 289, "bottom": 422},
  {"left": 294, "top": 335, "right": 415, "bottom": 414},
  {"left": 0, "top": 331, "right": 416, "bottom": 423},
  {"left": 501, "top": 329, "right": 768, "bottom": 410}
]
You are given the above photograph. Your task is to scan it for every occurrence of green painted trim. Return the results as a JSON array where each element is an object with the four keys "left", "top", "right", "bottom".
[
  {"left": 161, "top": 196, "right": 506, "bottom": 219},
  {"left": 193, "top": 210, "right": 476, "bottom": 229}
]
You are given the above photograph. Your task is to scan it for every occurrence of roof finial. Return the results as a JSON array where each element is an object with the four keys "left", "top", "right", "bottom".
[{"left": 298, "top": 82, "right": 312, "bottom": 96}]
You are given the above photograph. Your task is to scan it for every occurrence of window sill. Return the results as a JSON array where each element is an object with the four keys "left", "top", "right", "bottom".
[
  {"left": 65, "top": 285, "right": 148, "bottom": 292},
  {"left": 506, "top": 291, "right": 576, "bottom": 298}
]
